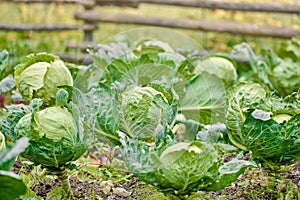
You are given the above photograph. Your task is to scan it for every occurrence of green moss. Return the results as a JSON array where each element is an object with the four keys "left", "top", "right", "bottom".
[{"left": 129, "top": 181, "right": 170, "bottom": 200}]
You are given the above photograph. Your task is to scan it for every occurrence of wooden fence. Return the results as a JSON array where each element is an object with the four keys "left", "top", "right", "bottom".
[{"left": 0, "top": 0, "right": 300, "bottom": 63}]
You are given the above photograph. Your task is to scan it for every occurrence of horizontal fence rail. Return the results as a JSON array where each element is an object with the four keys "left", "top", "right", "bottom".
[
  {"left": 0, "top": 24, "right": 96, "bottom": 31},
  {"left": 1, "top": 0, "right": 300, "bottom": 14},
  {"left": 95, "top": 0, "right": 300, "bottom": 14},
  {"left": 75, "top": 12, "right": 300, "bottom": 38},
  {"left": 0, "top": 0, "right": 94, "bottom": 7}
]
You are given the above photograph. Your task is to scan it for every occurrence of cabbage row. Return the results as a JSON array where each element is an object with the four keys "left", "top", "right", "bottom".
[{"left": 0, "top": 36, "right": 299, "bottom": 199}]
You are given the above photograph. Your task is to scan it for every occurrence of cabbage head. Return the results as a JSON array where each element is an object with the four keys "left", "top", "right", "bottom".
[
  {"left": 14, "top": 53, "right": 73, "bottom": 106},
  {"left": 226, "top": 82, "right": 300, "bottom": 165},
  {"left": 15, "top": 105, "right": 86, "bottom": 169},
  {"left": 194, "top": 55, "right": 237, "bottom": 87},
  {"left": 118, "top": 85, "right": 176, "bottom": 142}
]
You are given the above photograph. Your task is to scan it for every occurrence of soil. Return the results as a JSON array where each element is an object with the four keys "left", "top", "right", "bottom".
[{"left": 13, "top": 155, "right": 300, "bottom": 200}]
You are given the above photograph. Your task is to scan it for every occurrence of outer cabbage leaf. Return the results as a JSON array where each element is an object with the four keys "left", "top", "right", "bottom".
[
  {"left": 205, "top": 157, "right": 256, "bottom": 191},
  {"left": 134, "top": 39, "right": 175, "bottom": 55},
  {"left": 278, "top": 36, "right": 300, "bottom": 62},
  {"left": 89, "top": 42, "right": 134, "bottom": 71},
  {"left": 0, "top": 137, "right": 29, "bottom": 171},
  {"left": 0, "top": 50, "right": 9, "bottom": 74},
  {"left": 73, "top": 64, "right": 104, "bottom": 93},
  {"left": 178, "top": 72, "right": 226, "bottom": 124},
  {"left": 0, "top": 171, "right": 27, "bottom": 200},
  {"left": 107, "top": 53, "right": 182, "bottom": 87},
  {"left": 235, "top": 42, "right": 300, "bottom": 96},
  {"left": 0, "top": 75, "right": 15, "bottom": 94},
  {"left": 0, "top": 50, "right": 12, "bottom": 80},
  {"left": 0, "top": 137, "right": 28, "bottom": 200},
  {"left": 1, "top": 103, "right": 32, "bottom": 141},
  {"left": 0, "top": 132, "right": 5, "bottom": 152},
  {"left": 71, "top": 84, "right": 120, "bottom": 145},
  {"left": 262, "top": 50, "right": 300, "bottom": 96}
]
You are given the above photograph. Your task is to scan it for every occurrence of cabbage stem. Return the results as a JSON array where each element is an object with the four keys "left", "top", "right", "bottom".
[{"left": 57, "top": 170, "right": 72, "bottom": 198}]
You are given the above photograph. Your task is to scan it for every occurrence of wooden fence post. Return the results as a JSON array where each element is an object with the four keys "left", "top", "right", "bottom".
[{"left": 82, "top": 1, "right": 95, "bottom": 42}]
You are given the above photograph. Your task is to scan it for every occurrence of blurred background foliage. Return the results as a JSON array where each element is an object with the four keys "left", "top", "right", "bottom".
[{"left": 0, "top": 0, "right": 299, "bottom": 63}]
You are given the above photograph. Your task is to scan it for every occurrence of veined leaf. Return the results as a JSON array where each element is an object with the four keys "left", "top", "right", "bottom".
[
  {"left": 0, "top": 75, "right": 15, "bottom": 93},
  {"left": 73, "top": 64, "right": 104, "bottom": 93},
  {"left": 0, "top": 50, "right": 9, "bottom": 80},
  {"left": 107, "top": 53, "right": 179, "bottom": 87},
  {"left": 0, "top": 137, "right": 29, "bottom": 171},
  {"left": 0, "top": 171, "right": 27, "bottom": 200},
  {"left": 89, "top": 42, "right": 134, "bottom": 71},
  {"left": 71, "top": 85, "right": 119, "bottom": 145},
  {"left": 2, "top": 103, "right": 32, "bottom": 141},
  {"left": 178, "top": 72, "right": 226, "bottom": 124},
  {"left": 205, "top": 158, "right": 256, "bottom": 191}
]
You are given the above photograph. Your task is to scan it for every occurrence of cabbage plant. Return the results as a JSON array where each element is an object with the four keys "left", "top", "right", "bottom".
[
  {"left": 83, "top": 40, "right": 226, "bottom": 131},
  {"left": 71, "top": 84, "right": 176, "bottom": 145},
  {"left": 120, "top": 129, "right": 255, "bottom": 197},
  {"left": 14, "top": 53, "right": 73, "bottom": 106},
  {"left": 2, "top": 91, "right": 86, "bottom": 197},
  {"left": 226, "top": 82, "right": 300, "bottom": 166},
  {"left": 232, "top": 40, "right": 300, "bottom": 96}
]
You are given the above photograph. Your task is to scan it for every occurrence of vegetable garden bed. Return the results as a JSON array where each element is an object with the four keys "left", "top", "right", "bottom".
[{"left": 0, "top": 29, "right": 299, "bottom": 200}]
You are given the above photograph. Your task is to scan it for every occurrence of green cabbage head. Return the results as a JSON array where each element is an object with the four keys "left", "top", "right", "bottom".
[
  {"left": 119, "top": 85, "right": 176, "bottom": 142},
  {"left": 226, "top": 82, "right": 300, "bottom": 165},
  {"left": 14, "top": 53, "right": 73, "bottom": 106},
  {"left": 194, "top": 55, "right": 237, "bottom": 87},
  {"left": 15, "top": 105, "right": 86, "bottom": 169}
]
